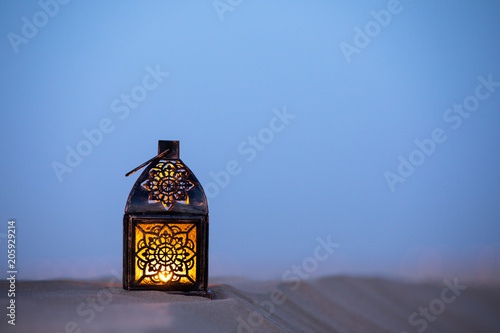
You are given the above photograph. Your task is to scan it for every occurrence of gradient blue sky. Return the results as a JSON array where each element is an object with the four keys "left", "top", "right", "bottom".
[{"left": 1, "top": 0, "right": 499, "bottom": 282}]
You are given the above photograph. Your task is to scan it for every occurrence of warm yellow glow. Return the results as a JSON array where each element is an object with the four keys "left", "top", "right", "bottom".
[
  {"left": 134, "top": 222, "right": 197, "bottom": 286},
  {"left": 159, "top": 271, "right": 173, "bottom": 282}
]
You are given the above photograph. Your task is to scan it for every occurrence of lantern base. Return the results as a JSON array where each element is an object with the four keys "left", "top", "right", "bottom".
[{"left": 164, "top": 289, "right": 212, "bottom": 299}]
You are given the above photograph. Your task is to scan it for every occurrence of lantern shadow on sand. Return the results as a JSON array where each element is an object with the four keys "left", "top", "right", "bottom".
[{"left": 123, "top": 140, "right": 210, "bottom": 298}]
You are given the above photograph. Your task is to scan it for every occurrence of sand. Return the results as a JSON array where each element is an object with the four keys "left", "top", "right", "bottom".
[{"left": 0, "top": 276, "right": 499, "bottom": 333}]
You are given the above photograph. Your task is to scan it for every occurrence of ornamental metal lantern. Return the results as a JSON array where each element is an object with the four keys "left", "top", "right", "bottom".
[{"left": 123, "top": 140, "right": 210, "bottom": 297}]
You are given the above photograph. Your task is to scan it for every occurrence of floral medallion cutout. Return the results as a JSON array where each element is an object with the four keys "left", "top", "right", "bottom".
[
  {"left": 135, "top": 223, "right": 197, "bottom": 284},
  {"left": 142, "top": 160, "right": 195, "bottom": 211}
]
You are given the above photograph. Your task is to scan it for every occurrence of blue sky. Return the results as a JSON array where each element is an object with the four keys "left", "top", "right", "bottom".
[{"left": 1, "top": 0, "right": 499, "bottom": 283}]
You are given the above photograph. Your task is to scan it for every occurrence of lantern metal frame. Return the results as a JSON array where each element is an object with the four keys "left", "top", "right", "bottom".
[{"left": 123, "top": 140, "right": 210, "bottom": 298}]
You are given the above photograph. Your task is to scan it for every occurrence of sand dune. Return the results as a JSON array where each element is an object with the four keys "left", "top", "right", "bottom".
[{"left": 1, "top": 276, "right": 499, "bottom": 332}]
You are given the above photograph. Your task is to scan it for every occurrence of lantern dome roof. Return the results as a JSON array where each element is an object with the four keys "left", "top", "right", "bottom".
[{"left": 125, "top": 141, "right": 208, "bottom": 215}]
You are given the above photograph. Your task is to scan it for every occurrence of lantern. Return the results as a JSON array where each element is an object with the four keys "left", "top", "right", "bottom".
[{"left": 123, "top": 140, "right": 210, "bottom": 297}]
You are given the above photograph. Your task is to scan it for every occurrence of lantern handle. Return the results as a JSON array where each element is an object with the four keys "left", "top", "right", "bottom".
[{"left": 125, "top": 149, "right": 170, "bottom": 177}]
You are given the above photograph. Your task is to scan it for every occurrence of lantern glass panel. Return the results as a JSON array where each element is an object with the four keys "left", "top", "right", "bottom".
[{"left": 134, "top": 222, "right": 197, "bottom": 286}]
